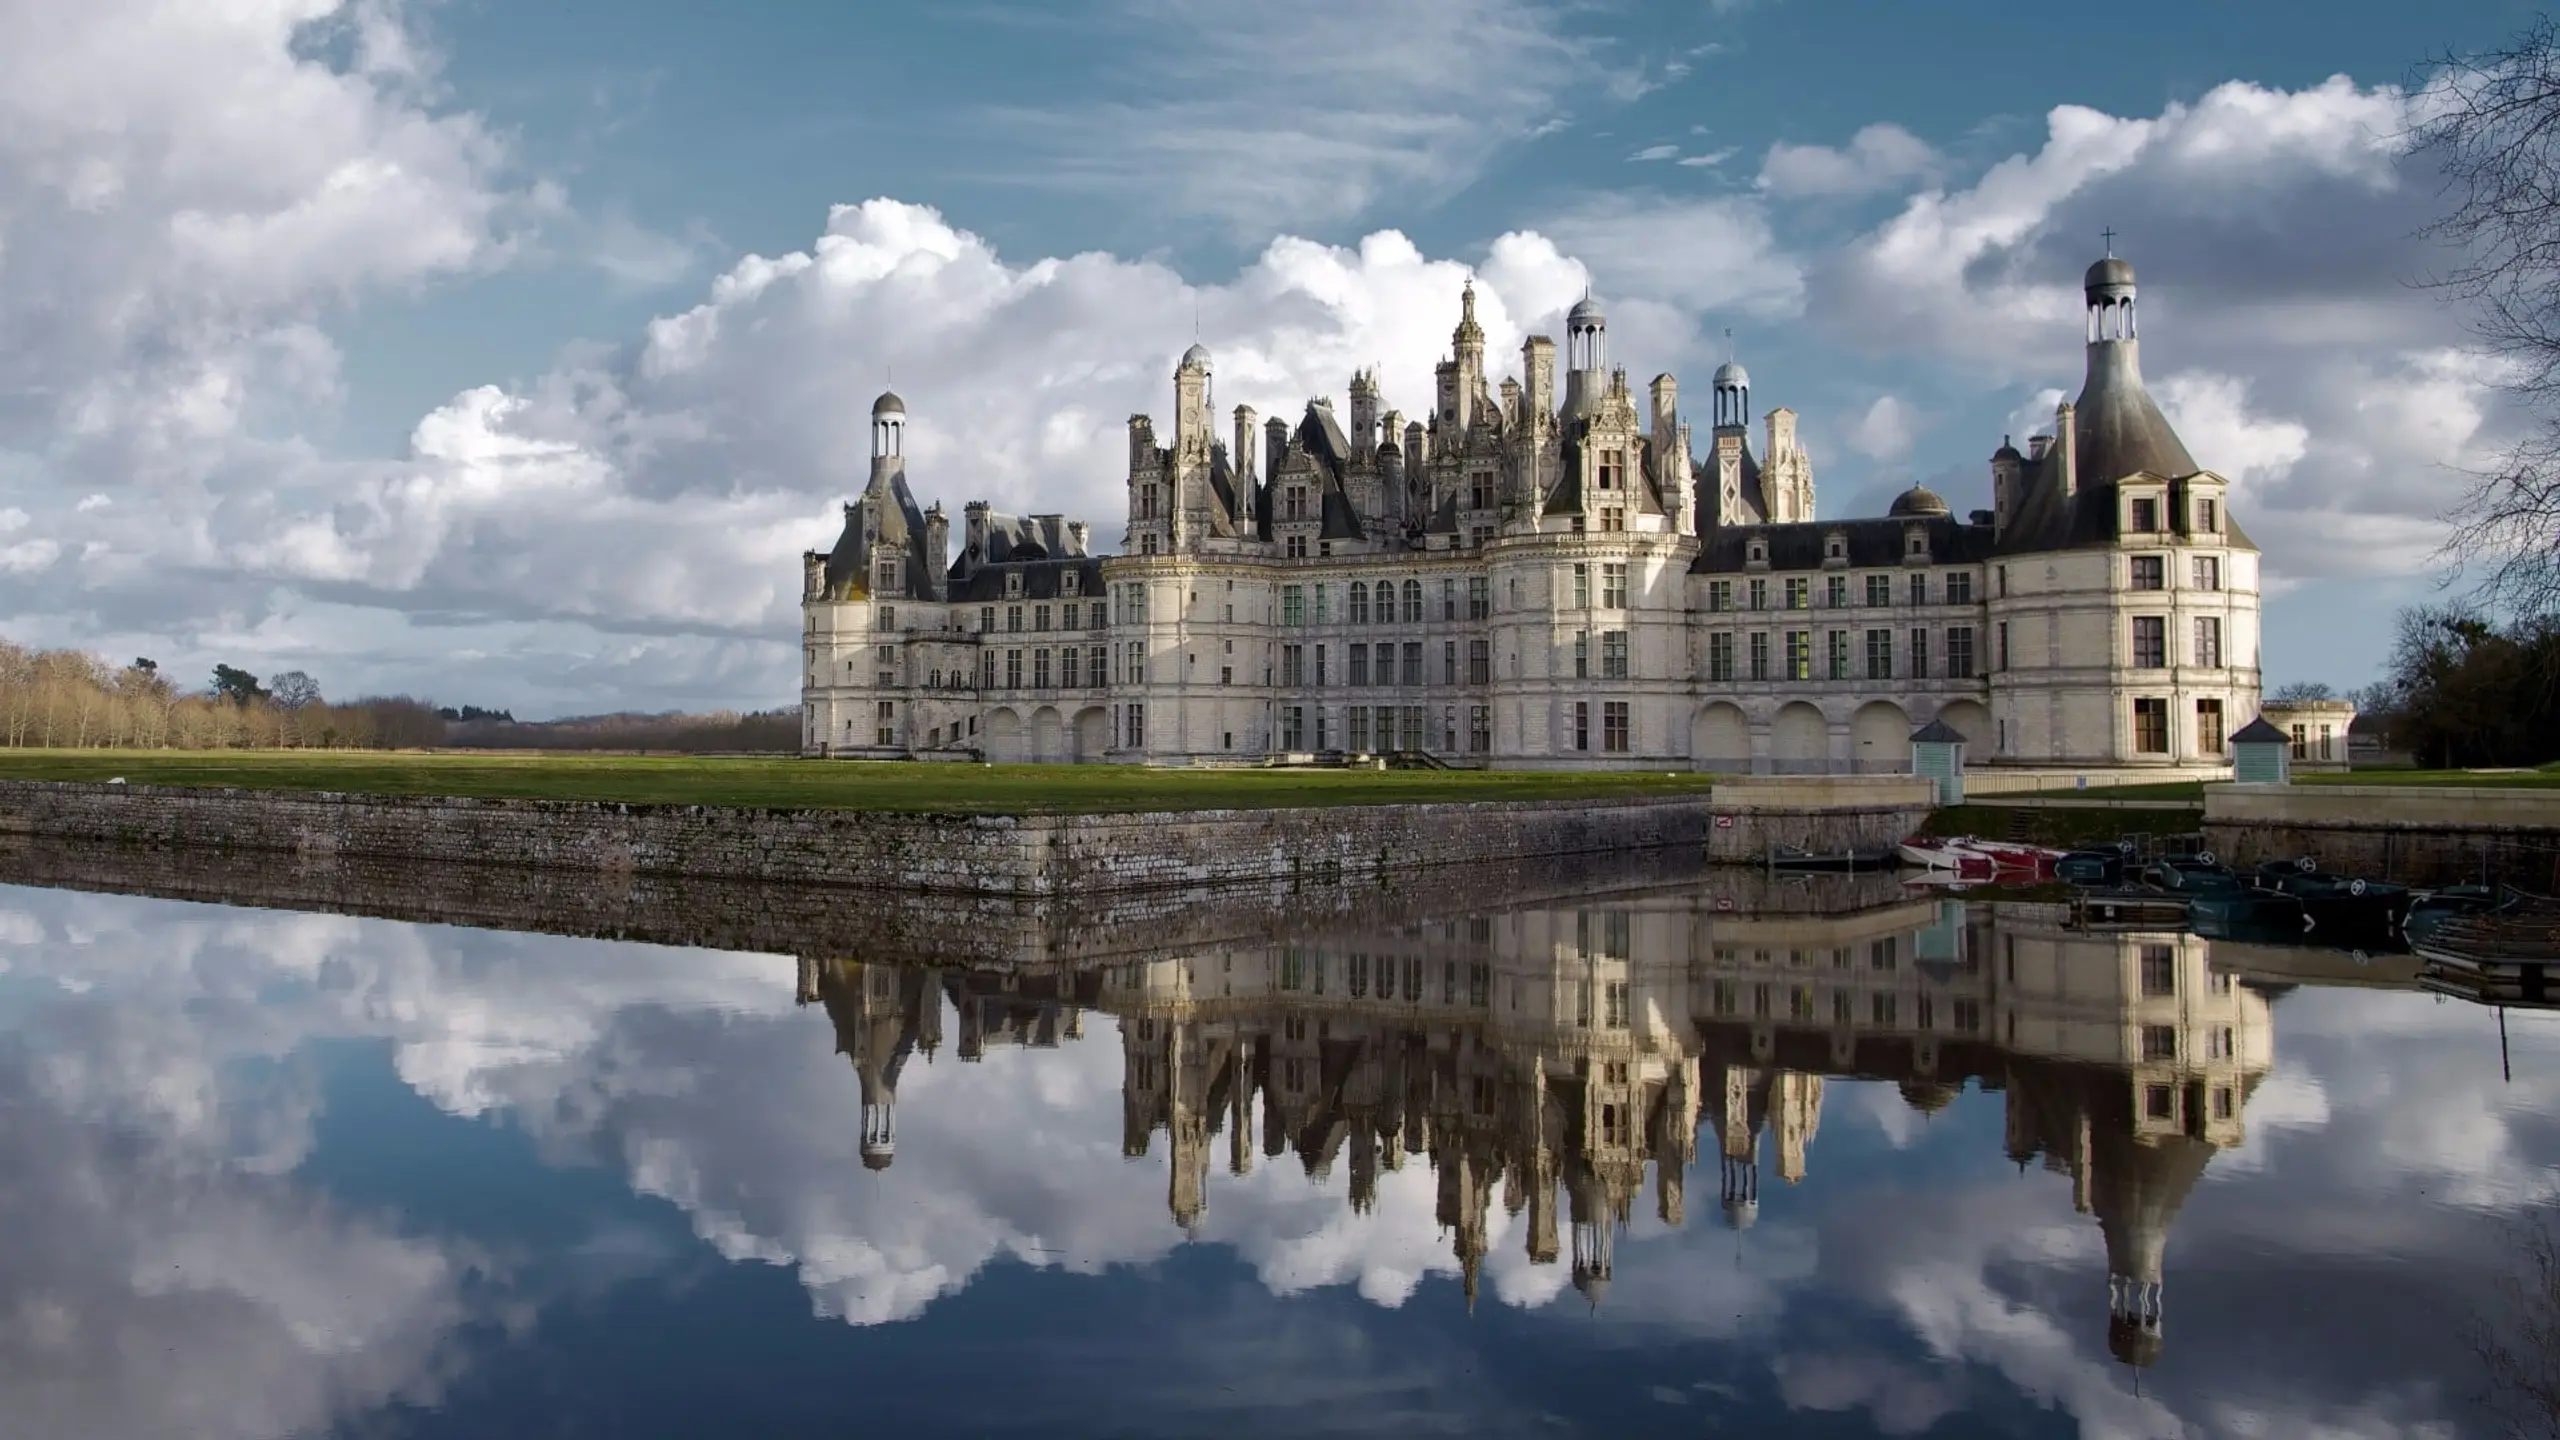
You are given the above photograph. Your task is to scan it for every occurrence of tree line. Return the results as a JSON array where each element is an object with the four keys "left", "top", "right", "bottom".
[{"left": 0, "top": 641, "right": 796, "bottom": 753}]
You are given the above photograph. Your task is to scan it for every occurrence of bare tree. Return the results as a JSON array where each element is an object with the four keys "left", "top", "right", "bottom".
[
  {"left": 2415, "top": 18, "right": 2560, "bottom": 621},
  {"left": 269, "top": 670, "right": 321, "bottom": 710},
  {"left": 2472, "top": 1210, "right": 2560, "bottom": 1438}
]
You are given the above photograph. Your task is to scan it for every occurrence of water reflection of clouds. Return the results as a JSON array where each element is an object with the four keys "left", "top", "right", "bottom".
[{"left": 5, "top": 885, "right": 2558, "bottom": 1440}]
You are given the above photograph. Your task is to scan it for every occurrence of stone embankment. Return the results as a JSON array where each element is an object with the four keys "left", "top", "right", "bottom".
[
  {"left": 2203, "top": 784, "right": 2560, "bottom": 889},
  {"left": 0, "top": 779, "right": 1717, "bottom": 898},
  {"left": 1702, "top": 776, "right": 1937, "bottom": 863}
]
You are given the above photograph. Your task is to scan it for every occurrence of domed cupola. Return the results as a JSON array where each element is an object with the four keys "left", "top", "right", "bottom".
[
  {"left": 1888, "top": 484, "right": 1951, "bottom": 518},
  {"left": 2072, "top": 246, "right": 2198, "bottom": 484}
]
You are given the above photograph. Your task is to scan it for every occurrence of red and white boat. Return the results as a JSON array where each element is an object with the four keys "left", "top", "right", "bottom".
[{"left": 1897, "top": 837, "right": 2066, "bottom": 880}]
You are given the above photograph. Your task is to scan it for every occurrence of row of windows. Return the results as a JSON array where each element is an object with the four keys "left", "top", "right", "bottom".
[
  {"left": 1273, "top": 640, "right": 1497, "bottom": 688},
  {"left": 2131, "top": 697, "right": 2228, "bottom": 755},
  {"left": 1706, "top": 981, "right": 1985, "bottom": 1033},
  {"left": 1290, "top": 704, "right": 1494, "bottom": 754},
  {"left": 2128, "top": 616, "right": 2224, "bottom": 669},
  {"left": 974, "top": 646, "right": 1112, "bottom": 691},
  {"left": 977, "top": 601, "right": 1109, "bottom": 634},
  {"left": 1706, "top": 572, "right": 1974, "bottom": 612},
  {"left": 2129, "top": 554, "right": 2224, "bottom": 591},
  {"left": 1706, "top": 627, "right": 1977, "bottom": 682}
]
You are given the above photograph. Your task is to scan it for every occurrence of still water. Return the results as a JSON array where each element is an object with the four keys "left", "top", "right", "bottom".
[{"left": 0, "top": 868, "right": 2553, "bottom": 1439}]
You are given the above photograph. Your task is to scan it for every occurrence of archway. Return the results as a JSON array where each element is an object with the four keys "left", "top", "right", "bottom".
[
  {"left": 1071, "top": 706, "right": 1109, "bottom": 763},
  {"left": 1936, "top": 700, "right": 1991, "bottom": 753},
  {"left": 1690, "top": 703, "right": 1750, "bottom": 773},
  {"left": 1030, "top": 706, "right": 1065, "bottom": 763},
  {"left": 1771, "top": 702, "right": 1829, "bottom": 773},
  {"left": 1851, "top": 700, "right": 1911, "bottom": 774},
  {"left": 985, "top": 708, "right": 1025, "bottom": 764}
]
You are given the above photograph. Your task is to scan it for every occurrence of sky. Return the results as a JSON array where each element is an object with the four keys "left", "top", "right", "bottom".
[{"left": 0, "top": 0, "right": 2540, "bottom": 717}]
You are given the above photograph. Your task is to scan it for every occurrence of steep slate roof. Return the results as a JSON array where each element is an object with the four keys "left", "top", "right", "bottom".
[
  {"left": 947, "top": 555, "right": 1107, "bottom": 604},
  {"left": 1995, "top": 340, "right": 2256, "bottom": 556},
  {"left": 823, "top": 467, "right": 935, "bottom": 597},
  {"left": 1691, "top": 512, "right": 1994, "bottom": 572}
]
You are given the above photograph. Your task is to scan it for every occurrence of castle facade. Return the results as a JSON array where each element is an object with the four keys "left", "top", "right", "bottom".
[{"left": 801, "top": 253, "right": 2261, "bottom": 771}]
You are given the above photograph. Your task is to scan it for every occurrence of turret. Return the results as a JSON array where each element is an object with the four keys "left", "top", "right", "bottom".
[
  {"left": 1991, "top": 437, "right": 2024, "bottom": 540},
  {"left": 922, "top": 504, "right": 950, "bottom": 601},
  {"left": 1233, "top": 404, "right": 1258, "bottom": 489},
  {"left": 1451, "top": 282, "right": 1486, "bottom": 432},
  {"left": 1349, "top": 370, "right": 1380, "bottom": 463},
  {"left": 870, "top": 391, "right": 906, "bottom": 482},
  {"left": 1564, "top": 294, "right": 1606, "bottom": 416},
  {"left": 1265, "top": 416, "right": 1289, "bottom": 494}
]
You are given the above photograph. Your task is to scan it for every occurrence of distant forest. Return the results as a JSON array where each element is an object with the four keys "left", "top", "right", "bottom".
[{"left": 0, "top": 641, "right": 795, "bottom": 752}]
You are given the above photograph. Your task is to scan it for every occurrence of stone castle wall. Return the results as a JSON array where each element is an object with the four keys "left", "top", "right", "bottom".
[
  {"left": 0, "top": 780, "right": 1717, "bottom": 897},
  {"left": 2202, "top": 784, "right": 2560, "bottom": 888}
]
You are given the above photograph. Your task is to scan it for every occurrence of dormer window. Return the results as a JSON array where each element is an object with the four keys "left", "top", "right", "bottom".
[
  {"left": 1826, "top": 535, "right": 1845, "bottom": 560},
  {"left": 875, "top": 559, "right": 899, "bottom": 593},
  {"left": 1597, "top": 451, "right": 1624, "bottom": 492},
  {"left": 1005, "top": 571, "right": 1023, "bottom": 598},
  {"left": 2198, "top": 498, "right": 2219, "bottom": 534},
  {"left": 1748, "top": 540, "right": 1767, "bottom": 565},
  {"left": 2129, "top": 496, "right": 2160, "bottom": 533},
  {"left": 1906, "top": 529, "right": 1926, "bottom": 557},
  {"left": 1063, "top": 571, "right": 1081, "bottom": 596}
]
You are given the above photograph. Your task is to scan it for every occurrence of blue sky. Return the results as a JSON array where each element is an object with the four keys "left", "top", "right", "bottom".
[{"left": 0, "top": 0, "right": 2537, "bottom": 714}]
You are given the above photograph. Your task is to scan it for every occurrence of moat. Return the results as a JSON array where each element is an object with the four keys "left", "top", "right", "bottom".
[{"left": 0, "top": 851, "right": 2550, "bottom": 1438}]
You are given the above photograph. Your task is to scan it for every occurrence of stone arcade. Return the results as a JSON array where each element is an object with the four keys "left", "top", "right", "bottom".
[{"left": 801, "top": 252, "right": 2262, "bottom": 771}]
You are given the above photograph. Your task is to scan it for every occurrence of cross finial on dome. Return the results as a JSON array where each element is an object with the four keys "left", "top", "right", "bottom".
[{"left": 2102, "top": 226, "right": 2117, "bottom": 257}]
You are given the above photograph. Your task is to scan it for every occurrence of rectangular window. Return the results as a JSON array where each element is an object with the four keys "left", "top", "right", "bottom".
[
  {"left": 1061, "top": 602, "right": 1082, "bottom": 631},
  {"left": 1468, "top": 576, "right": 1489, "bottom": 619},
  {"left": 1468, "top": 639, "right": 1491, "bottom": 686},
  {"left": 2142, "top": 1024, "right": 2178, "bottom": 1062},
  {"left": 2134, "top": 697, "right": 2170, "bottom": 753},
  {"left": 1281, "top": 585, "right": 1305, "bottom": 626},
  {"left": 1349, "top": 643, "right": 1369, "bottom": 687},
  {"left": 1997, "top": 620, "right": 2011, "bottom": 670},
  {"left": 1061, "top": 647, "right": 1080, "bottom": 688},
  {"left": 2200, "top": 498, "right": 2220, "bottom": 534},
  {"left": 1749, "top": 578, "right": 1768, "bottom": 611},
  {"left": 1871, "top": 992, "right": 1898, "bottom": 1027},
  {"left": 1128, "top": 641, "right": 1147, "bottom": 684},
  {"left": 1401, "top": 642, "right": 1423, "bottom": 686},
  {"left": 1827, "top": 575, "right": 1849, "bottom": 608},
  {"left": 2291, "top": 724, "right": 2308, "bottom": 759},
  {"left": 1281, "top": 644, "right": 1304, "bottom": 687},
  {"left": 1785, "top": 631, "right": 1812, "bottom": 681},
  {"left": 1867, "top": 574, "right": 1893, "bottom": 607},
  {"left": 2193, "top": 555, "right": 2222, "bottom": 590},
  {"left": 1005, "top": 650, "right": 1023, "bottom": 688},
  {"left": 1601, "top": 631, "right": 1629, "bottom": 680},
  {"left": 1603, "top": 701, "right": 1629, "bottom": 753},
  {"left": 1007, "top": 605, "right": 1024, "bottom": 632},
  {"left": 2133, "top": 616, "right": 2166, "bottom": 668},
  {"left": 1749, "top": 632, "right": 1771, "bottom": 681},
  {"left": 1090, "top": 600, "right": 1108, "bottom": 629},
  {"left": 2193, "top": 616, "right": 2222, "bottom": 668},
  {"left": 1572, "top": 563, "right": 1590, "bottom": 609},
  {"left": 1908, "top": 628, "right": 1928, "bottom": 679},
  {"left": 2131, "top": 555, "right": 2165, "bottom": 590},
  {"left": 1348, "top": 706, "right": 1370, "bottom": 752},
  {"left": 1602, "top": 563, "right": 1628, "bottom": 609},
  {"left": 1281, "top": 706, "right": 1304, "bottom": 749},
  {"left": 1402, "top": 581, "right": 1422, "bottom": 623},
  {"left": 1947, "top": 627, "right": 1975, "bottom": 678},
  {"left": 1125, "top": 703, "right": 1145, "bottom": 748},
  {"left": 1442, "top": 578, "right": 1458, "bottom": 621},
  {"left": 1709, "top": 632, "right": 1736, "bottom": 682},
  {"left": 1865, "top": 629, "right": 1893, "bottom": 680},
  {"left": 1573, "top": 701, "right": 1590, "bottom": 752},
  {"left": 1349, "top": 584, "right": 1370, "bottom": 625},
  {"left": 1034, "top": 649, "right": 1052, "bottom": 689},
  {"left": 1442, "top": 640, "right": 1458, "bottom": 685},
  {"left": 1827, "top": 630, "right": 1851, "bottom": 680},
  {"left": 1785, "top": 577, "right": 1810, "bottom": 610},
  {"left": 1709, "top": 579, "right": 1734, "bottom": 611},
  {"left": 1315, "top": 643, "right": 1328, "bottom": 686},
  {"left": 2131, "top": 496, "right": 2160, "bottom": 532},
  {"left": 980, "top": 605, "right": 996, "bottom": 633},
  {"left": 2197, "top": 698, "right": 2225, "bottom": 754},
  {"left": 1401, "top": 705, "right": 1426, "bottom": 750},
  {"left": 1468, "top": 704, "right": 1490, "bottom": 753},
  {"left": 1574, "top": 630, "right": 1590, "bottom": 680},
  {"left": 1946, "top": 572, "right": 1973, "bottom": 605},
  {"left": 2140, "top": 944, "right": 2177, "bottom": 997}
]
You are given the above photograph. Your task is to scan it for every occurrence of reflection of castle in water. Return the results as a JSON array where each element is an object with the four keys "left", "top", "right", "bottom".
[{"left": 793, "top": 898, "right": 2270, "bottom": 1365}]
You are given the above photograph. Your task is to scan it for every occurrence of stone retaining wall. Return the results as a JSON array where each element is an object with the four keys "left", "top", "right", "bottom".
[
  {"left": 0, "top": 780, "right": 1716, "bottom": 897},
  {"left": 1703, "top": 776, "right": 1936, "bottom": 864},
  {"left": 2202, "top": 784, "right": 2560, "bottom": 889}
]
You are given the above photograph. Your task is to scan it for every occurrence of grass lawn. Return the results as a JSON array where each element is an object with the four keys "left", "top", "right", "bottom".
[
  {"left": 0, "top": 750, "right": 1725, "bottom": 814},
  {"left": 2051, "top": 766, "right": 2560, "bottom": 804}
]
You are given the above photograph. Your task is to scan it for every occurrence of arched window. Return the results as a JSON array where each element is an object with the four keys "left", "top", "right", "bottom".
[
  {"left": 1402, "top": 579, "right": 1423, "bottom": 623},
  {"left": 1349, "top": 581, "right": 1369, "bottom": 625}
]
